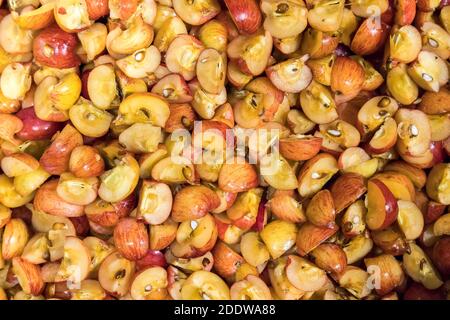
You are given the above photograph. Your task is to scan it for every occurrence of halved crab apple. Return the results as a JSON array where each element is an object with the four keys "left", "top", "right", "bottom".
[
  {"left": 12, "top": 257, "right": 44, "bottom": 296},
  {"left": 218, "top": 158, "right": 258, "bottom": 193},
  {"left": 337, "top": 147, "right": 378, "bottom": 178},
  {"left": 190, "top": 80, "right": 227, "bottom": 119},
  {"left": 211, "top": 241, "right": 244, "bottom": 279},
  {"left": 164, "top": 103, "right": 196, "bottom": 133},
  {"left": 266, "top": 55, "right": 312, "bottom": 93},
  {"left": 373, "top": 172, "right": 415, "bottom": 201},
  {"left": 371, "top": 226, "right": 409, "bottom": 256},
  {"left": 167, "top": 266, "right": 187, "bottom": 300},
  {"left": 98, "top": 154, "right": 140, "bottom": 203},
  {"left": 196, "top": 48, "right": 226, "bottom": 95},
  {"left": 407, "top": 51, "right": 448, "bottom": 92},
  {"left": 171, "top": 213, "right": 217, "bottom": 258},
  {"left": 1, "top": 152, "right": 39, "bottom": 178},
  {"left": 54, "top": 237, "right": 91, "bottom": 284},
  {"left": 107, "top": 17, "right": 154, "bottom": 56},
  {"left": 426, "top": 163, "right": 450, "bottom": 205},
  {"left": 273, "top": 34, "right": 302, "bottom": 55},
  {"left": 12, "top": 3, "right": 55, "bottom": 30},
  {"left": 308, "top": 0, "right": 345, "bottom": 32},
  {"left": 395, "top": 108, "right": 431, "bottom": 158},
  {"left": 153, "top": 16, "right": 188, "bottom": 52},
  {"left": 214, "top": 214, "right": 246, "bottom": 245},
  {"left": 151, "top": 74, "right": 192, "bottom": 104},
  {"left": 115, "top": 92, "right": 170, "bottom": 128},
  {"left": 173, "top": 0, "right": 221, "bottom": 26},
  {"left": 366, "top": 117, "right": 397, "bottom": 154},
  {"left": 268, "top": 192, "right": 306, "bottom": 224},
  {"left": 98, "top": 251, "right": 135, "bottom": 297},
  {"left": 54, "top": 0, "right": 93, "bottom": 33},
  {"left": 116, "top": 46, "right": 161, "bottom": 79},
  {"left": 296, "top": 222, "right": 338, "bottom": 256},
  {"left": 149, "top": 218, "right": 178, "bottom": 251},
  {"left": 245, "top": 78, "right": 285, "bottom": 120},
  {"left": 305, "top": 189, "right": 336, "bottom": 228},
  {"left": 171, "top": 185, "right": 219, "bottom": 222},
  {"left": 240, "top": 232, "right": 270, "bottom": 268},
  {"left": 165, "top": 35, "right": 204, "bottom": 81},
  {"left": 357, "top": 96, "right": 399, "bottom": 135},
  {"left": 211, "top": 188, "right": 237, "bottom": 214},
  {"left": 227, "top": 60, "right": 253, "bottom": 89},
  {"left": 33, "top": 179, "right": 85, "bottom": 218},
  {"left": 261, "top": 0, "right": 308, "bottom": 39},
  {"left": 338, "top": 266, "right": 372, "bottom": 299},
  {"left": 397, "top": 200, "right": 424, "bottom": 240},
  {"left": 224, "top": 0, "right": 261, "bottom": 34},
  {"left": 285, "top": 109, "right": 316, "bottom": 134},
  {"left": 330, "top": 172, "right": 367, "bottom": 214},
  {"left": 165, "top": 249, "right": 214, "bottom": 273},
  {"left": 279, "top": 135, "right": 322, "bottom": 161},
  {"left": 427, "top": 114, "right": 450, "bottom": 142},
  {"left": 230, "top": 275, "right": 272, "bottom": 300},
  {"left": 86, "top": 64, "right": 117, "bottom": 110},
  {"left": 136, "top": 250, "right": 167, "bottom": 271},
  {"left": 151, "top": 156, "right": 196, "bottom": 184},
  {"left": 365, "top": 179, "right": 399, "bottom": 231},
  {"left": 297, "top": 153, "right": 339, "bottom": 198},
  {"left": 56, "top": 173, "right": 98, "bottom": 206},
  {"left": 227, "top": 30, "right": 273, "bottom": 76},
  {"left": 180, "top": 270, "right": 230, "bottom": 300},
  {"left": 130, "top": 266, "right": 168, "bottom": 300},
  {"left": 341, "top": 200, "right": 367, "bottom": 237},
  {"left": 268, "top": 256, "right": 305, "bottom": 300},
  {"left": 319, "top": 119, "right": 361, "bottom": 150},
  {"left": 299, "top": 80, "right": 338, "bottom": 125},
  {"left": 389, "top": 25, "right": 422, "bottom": 64},
  {"left": 301, "top": 28, "right": 339, "bottom": 59},
  {"left": 403, "top": 242, "right": 443, "bottom": 290},
  {"left": 260, "top": 220, "right": 297, "bottom": 259},
  {"left": 386, "top": 63, "right": 419, "bottom": 105},
  {"left": 113, "top": 218, "right": 149, "bottom": 261},
  {"left": 137, "top": 181, "right": 172, "bottom": 225},
  {"left": 342, "top": 235, "right": 373, "bottom": 264},
  {"left": 285, "top": 255, "right": 328, "bottom": 292},
  {"left": 260, "top": 153, "right": 298, "bottom": 191},
  {"left": 83, "top": 236, "right": 115, "bottom": 276},
  {"left": 226, "top": 188, "right": 262, "bottom": 230}
]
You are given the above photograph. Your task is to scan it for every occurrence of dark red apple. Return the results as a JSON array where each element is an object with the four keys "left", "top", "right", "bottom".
[{"left": 16, "top": 107, "right": 63, "bottom": 141}]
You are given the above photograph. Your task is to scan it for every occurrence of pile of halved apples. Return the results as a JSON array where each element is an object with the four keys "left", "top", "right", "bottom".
[{"left": 0, "top": 0, "right": 449, "bottom": 300}]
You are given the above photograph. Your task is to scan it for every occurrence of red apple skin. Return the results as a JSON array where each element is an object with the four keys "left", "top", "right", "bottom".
[
  {"left": 33, "top": 25, "right": 80, "bottom": 68},
  {"left": 430, "top": 141, "right": 447, "bottom": 165},
  {"left": 403, "top": 282, "right": 445, "bottom": 300},
  {"left": 214, "top": 215, "right": 233, "bottom": 241},
  {"left": 224, "top": 0, "right": 262, "bottom": 35},
  {"left": 433, "top": 237, "right": 450, "bottom": 277},
  {"left": 251, "top": 197, "right": 268, "bottom": 232},
  {"left": 11, "top": 206, "right": 32, "bottom": 226},
  {"left": 16, "top": 107, "right": 64, "bottom": 141},
  {"left": 395, "top": 0, "right": 416, "bottom": 26},
  {"left": 368, "top": 179, "right": 399, "bottom": 230},
  {"left": 381, "top": 0, "right": 394, "bottom": 24},
  {"left": 136, "top": 250, "right": 168, "bottom": 271},
  {"left": 81, "top": 70, "right": 91, "bottom": 100},
  {"left": 424, "top": 202, "right": 446, "bottom": 224},
  {"left": 113, "top": 193, "right": 137, "bottom": 219},
  {"left": 70, "top": 216, "right": 90, "bottom": 237}
]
